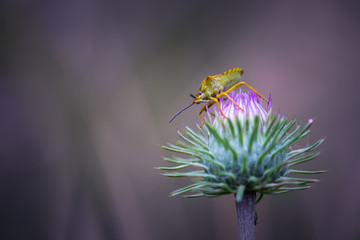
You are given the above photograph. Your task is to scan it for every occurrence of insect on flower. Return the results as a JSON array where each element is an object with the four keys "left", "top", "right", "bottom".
[{"left": 169, "top": 68, "right": 269, "bottom": 127}]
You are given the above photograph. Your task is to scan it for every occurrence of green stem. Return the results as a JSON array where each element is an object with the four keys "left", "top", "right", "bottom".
[{"left": 235, "top": 191, "right": 256, "bottom": 240}]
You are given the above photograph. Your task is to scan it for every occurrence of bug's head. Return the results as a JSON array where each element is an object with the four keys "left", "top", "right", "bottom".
[{"left": 191, "top": 91, "right": 203, "bottom": 104}]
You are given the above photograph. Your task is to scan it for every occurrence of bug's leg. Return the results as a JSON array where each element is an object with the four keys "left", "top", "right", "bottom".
[
  {"left": 205, "top": 104, "right": 216, "bottom": 119},
  {"left": 198, "top": 105, "right": 211, "bottom": 128},
  {"left": 197, "top": 103, "right": 212, "bottom": 128},
  {"left": 216, "top": 92, "right": 244, "bottom": 111},
  {"left": 210, "top": 97, "right": 227, "bottom": 119},
  {"left": 222, "top": 82, "right": 269, "bottom": 104},
  {"left": 198, "top": 105, "right": 207, "bottom": 128}
]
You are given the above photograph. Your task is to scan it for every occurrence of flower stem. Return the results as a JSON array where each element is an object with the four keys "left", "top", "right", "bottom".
[{"left": 235, "top": 191, "right": 256, "bottom": 240}]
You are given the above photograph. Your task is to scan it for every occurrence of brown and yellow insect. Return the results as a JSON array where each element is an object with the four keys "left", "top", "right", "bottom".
[{"left": 169, "top": 68, "right": 269, "bottom": 127}]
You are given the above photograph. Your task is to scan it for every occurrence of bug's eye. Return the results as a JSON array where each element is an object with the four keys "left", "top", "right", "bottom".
[{"left": 198, "top": 91, "right": 201, "bottom": 95}]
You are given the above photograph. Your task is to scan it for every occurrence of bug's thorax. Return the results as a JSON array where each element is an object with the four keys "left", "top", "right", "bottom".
[{"left": 192, "top": 77, "right": 219, "bottom": 103}]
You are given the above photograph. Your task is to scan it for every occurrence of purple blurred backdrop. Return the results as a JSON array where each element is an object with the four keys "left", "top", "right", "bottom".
[{"left": 1, "top": 0, "right": 360, "bottom": 239}]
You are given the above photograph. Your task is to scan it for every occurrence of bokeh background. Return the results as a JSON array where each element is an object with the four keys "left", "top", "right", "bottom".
[{"left": 1, "top": 0, "right": 360, "bottom": 239}]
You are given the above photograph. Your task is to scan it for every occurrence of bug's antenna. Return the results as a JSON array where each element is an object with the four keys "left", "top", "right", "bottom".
[
  {"left": 169, "top": 102, "right": 194, "bottom": 123},
  {"left": 190, "top": 94, "right": 196, "bottom": 99}
]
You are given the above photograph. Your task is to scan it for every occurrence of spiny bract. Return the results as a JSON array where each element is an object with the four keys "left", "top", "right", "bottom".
[{"left": 160, "top": 90, "right": 324, "bottom": 202}]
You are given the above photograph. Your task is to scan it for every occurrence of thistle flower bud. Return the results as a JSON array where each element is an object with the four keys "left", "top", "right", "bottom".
[{"left": 161, "top": 90, "right": 324, "bottom": 202}]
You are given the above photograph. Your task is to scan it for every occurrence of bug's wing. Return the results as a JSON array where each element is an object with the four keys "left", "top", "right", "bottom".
[{"left": 222, "top": 68, "right": 243, "bottom": 90}]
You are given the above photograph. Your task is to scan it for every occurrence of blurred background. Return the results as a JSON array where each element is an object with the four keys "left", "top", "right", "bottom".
[{"left": 1, "top": 0, "right": 359, "bottom": 239}]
